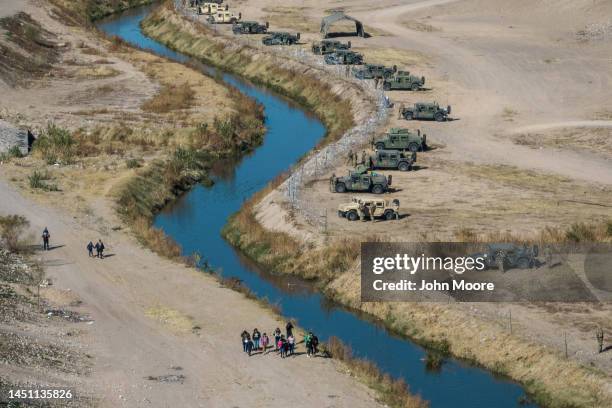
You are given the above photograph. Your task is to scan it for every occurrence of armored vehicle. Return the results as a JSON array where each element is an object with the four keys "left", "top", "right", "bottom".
[
  {"left": 207, "top": 10, "right": 241, "bottom": 24},
  {"left": 353, "top": 64, "right": 396, "bottom": 80},
  {"left": 311, "top": 39, "right": 351, "bottom": 55},
  {"left": 338, "top": 197, "right": 400, "bottom": 221},
  {"left": 383, "top": 71, "right": 425, "bottom": 91},
  {"left": 368, "top": 150, "right": 416, "bottom": 171},
  {"left": 470, "top": 243, "right": 539, "bottom": 273},
  {"left": 232, "top": 21, "right": 268, "bottom": 34},
  {"left": 330, "top": 168, "right": 391, "bottom": 194},
  {"left": 262, "top": 32, "right": 300, "bottom": 46},
  {"left": 324, "top": 50, "right": 364, "bottom": 65},
  {"left": 401, "top": 102, "right": 451, "bottom": 122},
  {"left": 198, "top": 2, "right": 227, "bottom": 15},
  {"left": 373, "top": 128, "right": 427, "bottom": 152}
]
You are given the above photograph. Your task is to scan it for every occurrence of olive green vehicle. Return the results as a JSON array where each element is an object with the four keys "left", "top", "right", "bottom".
[
  {"left": 330, "top": 168, "right": 391, "bottom": 194},
  {"left": 232, "top": 21, "right": 269, "bottom": 34},
  {"left": 311, "top": 39, "right": 351, "bottom": 55},
  {"left": 262, "top": 32, "right": 300, "bottom": 45},
  {"left": 324, "top": 50, "right": 364, "bottom": 65},
  {"left": 353, "top": 64, "right": 396, "bottom": 80},
  {"left": 373, "top": 128, "right": 427, "bottom": 152},
  {"left": 382, "top": 71, "right": 425, "bottom": 91},
  {"left": 367, "top": 150, "right": 417, "bottom": 172},
  {"left": 338, "top": 197, "right": 400, "bottom": 221},
  {"left": 401, "top": 102, "right": 451, "bottom": 121}
]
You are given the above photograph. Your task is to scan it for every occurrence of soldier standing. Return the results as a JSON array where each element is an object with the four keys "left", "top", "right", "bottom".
[
  {"left": 360, "top": 150, "right": 367, "bottom": 165},
  {"left": 398, "top": 103, "right": 405, "bottom": 120},
  {"left": 374, "top": 77, "right": 379, "bottom": 89},
  {"left": 345, "top": 65, "right": 350, "bottom": 78},
  {"left": 346, "top": 150, "right": 354, "bottom": 165}
]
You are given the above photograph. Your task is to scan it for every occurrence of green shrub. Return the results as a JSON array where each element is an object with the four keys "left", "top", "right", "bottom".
[
  {"left": 126, "top": 158, "right": 142, "bottom": 169},
  {"left": 28, "top": 170, "right": 59, "bottom": 191},
  {"left": 33, "top": 124, "right": 76, "bottom": 165}
]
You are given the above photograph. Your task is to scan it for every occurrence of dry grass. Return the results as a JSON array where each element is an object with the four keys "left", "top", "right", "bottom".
[
  {"left": 141, "top": 5, "right": 354, "bottom": 145},
  {"left": 512, "top": 127, "right": 612, "bottom": 158},
  {"left": 402, "top": 20, "right": 440, "bottom": 33},
  {"left": 353, "top": 46, "right": 428, "bottom": 69},
  {"left": 324, "top": 336, "right": 429, "bottom": 408},
  {"left": 142, "top": 82, "right": 195, "bottom": 113}
]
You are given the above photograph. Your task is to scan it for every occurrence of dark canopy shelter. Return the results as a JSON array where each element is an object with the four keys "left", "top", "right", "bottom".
[{"left": 320, "top": 12, "right": 365, "bottom": 38}]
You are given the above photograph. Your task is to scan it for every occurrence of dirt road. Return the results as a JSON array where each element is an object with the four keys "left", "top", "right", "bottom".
[{"left": 0, "top": 178, "right": 383, "bottom": 407}]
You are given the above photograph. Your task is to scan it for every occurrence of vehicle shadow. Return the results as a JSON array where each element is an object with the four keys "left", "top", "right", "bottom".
[{"left": 410, "top": 165, "right": 428, "bottom": 171}]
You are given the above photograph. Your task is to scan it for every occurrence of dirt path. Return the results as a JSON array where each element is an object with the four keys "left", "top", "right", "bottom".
[{"left": 0, "top": 179, "right": 383, "bottom": 407}]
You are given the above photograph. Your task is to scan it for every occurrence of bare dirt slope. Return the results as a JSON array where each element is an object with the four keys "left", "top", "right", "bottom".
[{"left": 0, "top": 180, "right": 383, "bottom": 407}]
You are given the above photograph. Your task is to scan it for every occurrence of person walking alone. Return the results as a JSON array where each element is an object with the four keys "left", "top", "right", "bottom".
[{"left": 42, "top": 228, "right": 50, "bottom": 251}]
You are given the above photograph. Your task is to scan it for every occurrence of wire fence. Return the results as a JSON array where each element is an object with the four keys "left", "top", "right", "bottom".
[{"left": 174, "top": 1, "right": 389, "bottom": 231}]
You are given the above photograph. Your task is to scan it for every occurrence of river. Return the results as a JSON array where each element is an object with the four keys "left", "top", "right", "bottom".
[{"left": 98, "top": 5, "right": 536, "bottom": 407}]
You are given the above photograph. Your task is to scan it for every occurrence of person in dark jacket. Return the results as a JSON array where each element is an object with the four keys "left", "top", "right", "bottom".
[
  {"left": 42, "top": 228, "right": 50, "bottom": 251},
  {"left": 241, "top": 330, "right": 249, "bottom": 353},
  {"left": 97, "top": 239, "right": 105, "bottom": 259},
  {"left": 285, "top": 321, "right": 294, "bottom": 338},
  {"left": 87, "top": 241, "right": 94, "bottom": 257}
]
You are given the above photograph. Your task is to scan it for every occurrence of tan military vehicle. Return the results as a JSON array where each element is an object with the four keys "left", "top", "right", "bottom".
[
  {"left": 338, "top": 196, "right": 400, "bottom": 221},
  {"left": 198, "top": 3, "right": 227, "bottom": 15},
  {"left": 208, "top": 9, "right": 241, "bottom": 24}
]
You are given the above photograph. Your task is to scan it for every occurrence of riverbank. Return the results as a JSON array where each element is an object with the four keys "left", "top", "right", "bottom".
[
  {"left": 137, "top": 3, "right": 612, "bottom": 407},
  {"left": 0, "top": 1, "right": 401, "bottom": 406}
]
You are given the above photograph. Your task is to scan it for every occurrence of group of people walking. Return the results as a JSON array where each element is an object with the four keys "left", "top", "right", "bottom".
[
  {"left": 241, "top": 321, "right": 319, "bottom": 359},
  {"left": 87, "top": 240, "right": 105, "bottom": 258}
]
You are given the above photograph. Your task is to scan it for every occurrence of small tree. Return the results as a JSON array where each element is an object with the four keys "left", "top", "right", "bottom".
[{"left": 0, "top": 214, "right": 30, "bottom": 252}]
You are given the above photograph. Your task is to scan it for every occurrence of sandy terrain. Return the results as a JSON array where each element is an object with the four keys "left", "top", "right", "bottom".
[
  {"left": 0, "top": 1, "right": 390, "bottom": 406},
  {"left": 0, "top": 179, "right": 384, "bottom": 407}
]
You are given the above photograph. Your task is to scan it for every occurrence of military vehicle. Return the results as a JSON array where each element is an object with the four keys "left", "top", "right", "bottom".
[
  {"left": 207, "top": 10, "right": 241, "bottom": 24},
  {"left": 198, "top": 2, "right": 227, "bottom": 15},
  {"left": 373, "top": 128, "right": 427, "bottom": 152},
  {"left": 311, "top": 39, "right": 351, "bottom": 55},
  {"left": 330, "top": 167, "right": 391, "bottom": 194},
  {"left": 367, "top": 150, "right": 416, "bottom": 171},
  {"left": 262, "top": 32, "right": 300, "bottom": 46},
  {"left": 383, "top": 71, "right": 425, "bottom": 91},
  {"left": 353, "top": 64, "right": 396, "bottom": 80},
  {"left": 470, "top": 243, "right": 539, "bottom": 273},
  {"left": 324, "top": 50, "right": 364, "bottom": 65},
  {"left": 232, "top": 21, "right": 268, "bottom": 34},
  {"left": 401, "top": 102, "right": 451, "bottom": 122},
  {"left": 338, "top": 197, "right": 400, "bottom": 221}
]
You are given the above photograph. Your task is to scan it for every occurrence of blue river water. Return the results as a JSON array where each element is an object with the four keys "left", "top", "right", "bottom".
[{"left": 98, "top": 5, "right": 536, "bottom": 407}]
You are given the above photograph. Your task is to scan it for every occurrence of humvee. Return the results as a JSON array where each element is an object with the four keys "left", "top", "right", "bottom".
[
  {"left": 311, "top": 39, "right": 351, "bottom": 55},
  {"left": 262, "top": 32, "right": 300, "bottom": 46},
  {"left": 373, "top": 128, "right": 427, "bottom": 152},
  {"left": 353, "top": 64, "right": 396, "bottom": 80},
  {"left": 198, "top": 2, "right": 227, "bottom": 15},
  {"left": 207, "top": 10, "right": 241, "bottom": 24},
  {"left": 367, "top": 150, "right": 416, "bottom": 171},
  {"left": 324, "top": 50, "right": 364, "bottom": 65},
  {"left": 470, "top": 243, "right": 539, "bottom": 273},
  {"left": 330, "top": 168, "right": 391, "bottom": 194},
  {"left": 232, "top": 21, "right": 268, "bottom": 34},
  {"left": 401, "top": 102, "right": 451, "bottom": 122},
  {"left": 338, "top": 197, "right": 400, "bottom": 221},
  {"left": 383, "top": 71, "right": 425, "bottom": 91}
]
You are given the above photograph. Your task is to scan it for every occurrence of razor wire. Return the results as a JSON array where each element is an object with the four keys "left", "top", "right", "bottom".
[{"left": 174, "top": 0, "right": 390, "bottom": 229}]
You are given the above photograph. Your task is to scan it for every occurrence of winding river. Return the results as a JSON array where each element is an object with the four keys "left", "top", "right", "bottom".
[{"left": 98, "top": 5, "right": 537, "bottom": 407}]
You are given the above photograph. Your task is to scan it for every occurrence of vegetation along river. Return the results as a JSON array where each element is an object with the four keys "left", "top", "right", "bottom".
[{"left": 98, "top": 4, "right": 536, "bottom": 407}]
